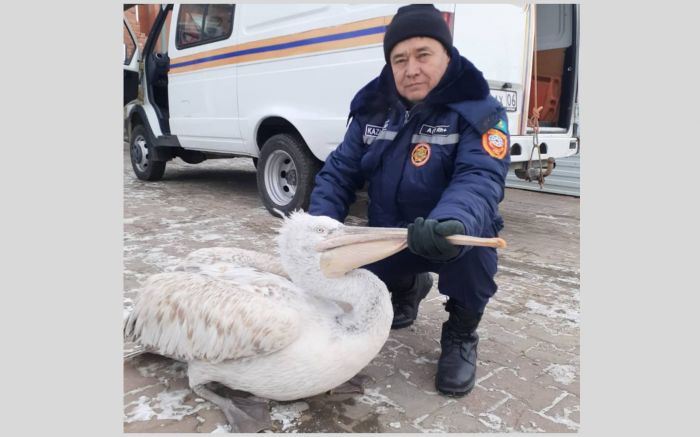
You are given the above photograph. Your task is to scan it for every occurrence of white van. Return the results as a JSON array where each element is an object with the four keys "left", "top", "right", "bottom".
[{"left": 123, "top": 3, "right": 579, "bottom": 216}]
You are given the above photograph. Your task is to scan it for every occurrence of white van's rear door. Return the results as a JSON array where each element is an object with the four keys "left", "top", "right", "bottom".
[{"left": 451, "top": 4, "right": 530, "bottom": 135}]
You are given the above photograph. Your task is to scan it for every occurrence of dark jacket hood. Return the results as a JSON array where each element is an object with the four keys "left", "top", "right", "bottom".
[{"left": 349, "top": 46, "right": 490, "bottom": 117}]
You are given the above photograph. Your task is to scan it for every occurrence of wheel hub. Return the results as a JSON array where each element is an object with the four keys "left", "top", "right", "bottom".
[
  {"left": 264, "top": 150, "right": 297, "bottom": 205},
  {"left": 131, "top": 142, "right": 143, "bottom": 164},
  {"left": 131, "top": 135, "right": 149, "bottom": 172},
  {"left": 286, "top": 169, "right": 297, "bottom": 185}
]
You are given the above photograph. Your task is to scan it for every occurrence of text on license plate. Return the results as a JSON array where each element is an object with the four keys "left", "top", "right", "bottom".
[{"left": 490, "top": 89, "right": 517, "bottom": 112}]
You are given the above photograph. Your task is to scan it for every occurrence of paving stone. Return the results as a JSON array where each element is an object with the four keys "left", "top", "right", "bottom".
[
  {"left": 191, "top": 407, "right": 228, "bottom": 433},
  {"left": 478, "top": 366, "right": 567, "bottom": 412},
  {"left": 123, "top": 361, "right": 160, "bottom": 394},
  {"left": 525, "top": 320, "right": 580, "bottom": 347},
  {"left": 513, "top": 408, "right": 574, "bottom": 433},
  {"left": 457, "top": 385, "right": 511, "bottom": 418},
  {"left": 536, "top": 391, "right": 580, "bottom": 431},
  {"left": 124, "top": 383, "right": 166, "bottom": 406},
  {"left": 523, "top": 340, "right": 579, "bottom": 366},
  {"left": 415, "top": 399, "right": 486, "bottom": 432}
]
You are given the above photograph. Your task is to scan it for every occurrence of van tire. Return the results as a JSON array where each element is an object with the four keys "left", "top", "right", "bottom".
[
  {"left": 130, "top": 125, "right": 166, "bottom": 181},
  {"left": 257, "top": 134, "right": 322, "bottom": 217}
]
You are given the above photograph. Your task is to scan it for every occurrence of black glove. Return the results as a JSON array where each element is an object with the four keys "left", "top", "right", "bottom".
[{"left": 407, "top": 217, "right": 466, "bottom": 262}]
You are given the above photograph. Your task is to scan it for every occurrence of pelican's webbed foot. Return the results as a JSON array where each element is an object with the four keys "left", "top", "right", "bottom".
[{"left": 193, "top": 384, "right": 271, "bottom": 433}]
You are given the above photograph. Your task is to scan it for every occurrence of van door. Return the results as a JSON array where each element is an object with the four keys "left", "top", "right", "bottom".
[
  {"left": 532, "top": 3, "right": 577, "bottom": 131},
  {"left": 451, "top": 4, "right": 531, "bottom": 135},
  {"left": 167, "top": 4, "right": 245, "bottom": 153},
  {"left": 123, "top": 14, "right": 140, "bottom": 106}
]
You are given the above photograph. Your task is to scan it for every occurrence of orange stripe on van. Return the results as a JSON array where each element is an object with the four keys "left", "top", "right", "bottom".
[{"left": 169, "top": 15, "right": 392, "bottom": 74}]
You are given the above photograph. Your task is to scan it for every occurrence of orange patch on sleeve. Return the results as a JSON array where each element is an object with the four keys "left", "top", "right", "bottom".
[{"left": 481, "top": 129, "right": 508, "bottom": 159}]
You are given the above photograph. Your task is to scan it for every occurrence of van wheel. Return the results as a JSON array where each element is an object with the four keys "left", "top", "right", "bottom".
[
  {"left": 130, "top": 125, "right": 166, "bottom": 181},
  {"left": 257, "top": 134, "right": 322, "bottom": 217}
]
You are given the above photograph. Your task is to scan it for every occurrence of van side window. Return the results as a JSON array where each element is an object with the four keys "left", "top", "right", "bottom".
[{"left": 176, "top": 4, "right": 234, "bottom": 49}]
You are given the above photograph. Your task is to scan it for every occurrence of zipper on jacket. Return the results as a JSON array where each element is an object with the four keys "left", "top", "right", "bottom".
[{"left": 403, "top": 102, "right": 425, "bottom": 127}]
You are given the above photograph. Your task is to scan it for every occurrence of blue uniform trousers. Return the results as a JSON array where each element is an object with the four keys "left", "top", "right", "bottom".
[{"left": 364, "top": 244, "right": 498, "bottom": 314}]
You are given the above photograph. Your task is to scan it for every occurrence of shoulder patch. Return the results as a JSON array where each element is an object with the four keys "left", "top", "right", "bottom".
[
  {"left": 482, "top": 129, "right": 508, "bottom": 159},
  {"left": 494, "top": 118, "right": 508, "bottom": 134}
]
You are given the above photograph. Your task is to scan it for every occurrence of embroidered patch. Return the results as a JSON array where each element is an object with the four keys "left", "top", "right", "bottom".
[
  {"left": 411, "top": 143, "right": 431, "bottom": 167},
  {"left": 364, "top": 124, "right": 382, "bottom": 137},
  {"left": 495, "top": 118, "right": 508, "bottom": 133},
  {"left": 482, "top": 129, "right": 508, "bottom": 159},
  {"left": 419, "top": 124, "right": 450, "bottom": 136}
]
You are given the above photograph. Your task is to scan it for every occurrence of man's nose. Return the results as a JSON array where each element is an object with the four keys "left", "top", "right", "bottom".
[{"left": 405, "top": 57, "right": 420, "bottom": 77}]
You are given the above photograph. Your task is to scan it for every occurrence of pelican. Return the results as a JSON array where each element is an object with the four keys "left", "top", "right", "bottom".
[{"left": 124, "top": 212, "right": 393, "bottom": 432}]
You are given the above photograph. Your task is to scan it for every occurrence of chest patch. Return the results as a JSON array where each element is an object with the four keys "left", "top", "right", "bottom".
[
  {"left": 419, "top": 124, "right": 450, "bottom": 136},
  {"left": 482, "top": 129, "right": 508, "bottom": 159},
  {"left": 411, "top": 143, "right": 431, "bottom": 167},
  {"left": 364, "top": 124, "right": 383, "bottom": 137}
]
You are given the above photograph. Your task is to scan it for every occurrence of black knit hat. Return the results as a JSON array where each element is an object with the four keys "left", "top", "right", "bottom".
[{"left": 383, "top": 4, "right": 453, "bottom": 63}]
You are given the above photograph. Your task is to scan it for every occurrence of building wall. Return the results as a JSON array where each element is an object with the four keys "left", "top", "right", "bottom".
[{"left": 124, "top": 5, "right": 161, "bottom": 50}]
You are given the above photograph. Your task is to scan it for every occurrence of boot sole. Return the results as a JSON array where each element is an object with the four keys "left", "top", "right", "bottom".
[{"left": 435, "top": 379, "right": 475, "bottom": 397}]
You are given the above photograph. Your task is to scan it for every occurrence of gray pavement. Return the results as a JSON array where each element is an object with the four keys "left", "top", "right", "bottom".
[{"left": 123, "top": 144, "right": 579, "bottom": 432}]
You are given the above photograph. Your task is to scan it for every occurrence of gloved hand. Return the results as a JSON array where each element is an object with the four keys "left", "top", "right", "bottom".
[{"left": 407, "top": 217, "right": 466, "bottom": 262}]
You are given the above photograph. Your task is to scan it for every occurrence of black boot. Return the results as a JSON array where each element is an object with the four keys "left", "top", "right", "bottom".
[
  {"left": 389, "top": 273, "right": 433, "bottom": 329},
  {"left": 435, "top": 299, "right": 482, "bottom": 397}
]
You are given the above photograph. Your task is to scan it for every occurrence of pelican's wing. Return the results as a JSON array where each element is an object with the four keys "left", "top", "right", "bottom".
[
  {"left": 124, "top": 271, "right": 302, "bottom": 363},
  {"left": 176, "top": 247, "right": 288, "bottom": 279}
]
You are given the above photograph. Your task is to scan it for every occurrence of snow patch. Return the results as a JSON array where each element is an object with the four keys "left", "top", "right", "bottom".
[
  {"left": 124, "top": 396, "right": 156, "bottom": 422},
  {"left": 124, "top": 389, "right": 207, "bottom": 423},
  {"left": 412, "top": 356, "right": 437, "bottom": 365},
  {"left": 525, "top": 300, "right": 579, "bottom": 325},
  {"left": 211, "top": 423, "right": 232, "bottom": 433},
  {"left": 270, "top": 401, "right": 309, "bottom": 432},
  {"left": 478, "top": 412, "right": 503, "bottom": 431},
  {"left": 358, "top": 388, "right": 405, "bottom": 413},
  {"left": 545, "top": 364, "right": 577, "bottom": 385},
  {"left": 196, "top": 233, "right": 225, "bottom": 242}
]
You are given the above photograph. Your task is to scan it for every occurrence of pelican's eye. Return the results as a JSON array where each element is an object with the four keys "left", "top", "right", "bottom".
[{"left": 314, "top": 226, "right": 326, "bottom": 234}]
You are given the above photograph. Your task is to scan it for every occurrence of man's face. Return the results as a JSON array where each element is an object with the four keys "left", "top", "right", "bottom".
[{"left": 389, "top": 37, "right": 451, "bottom": 104}]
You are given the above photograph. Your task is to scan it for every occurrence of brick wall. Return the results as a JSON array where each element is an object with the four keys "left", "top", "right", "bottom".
[{"left": 124, "top": 5, "right": 161, "bottom": 50}]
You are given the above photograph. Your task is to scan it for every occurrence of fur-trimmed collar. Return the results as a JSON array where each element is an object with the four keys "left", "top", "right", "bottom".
[{"left": 349, "top": 46, "right": 490, "bottom": 117}]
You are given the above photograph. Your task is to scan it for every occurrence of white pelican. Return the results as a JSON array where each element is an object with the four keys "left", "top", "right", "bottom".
[{"left": 124, "top": 212, "right": 393, "bottom": 432}]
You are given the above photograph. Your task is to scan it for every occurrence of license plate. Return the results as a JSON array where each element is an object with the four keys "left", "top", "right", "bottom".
[{"left": 490, "top": 89, "right": 517, "bottom": 112}]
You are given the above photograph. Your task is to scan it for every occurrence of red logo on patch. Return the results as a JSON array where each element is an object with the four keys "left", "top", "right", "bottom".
[{"left": 411, "top": 143, "right": 431, "bottom": 167}]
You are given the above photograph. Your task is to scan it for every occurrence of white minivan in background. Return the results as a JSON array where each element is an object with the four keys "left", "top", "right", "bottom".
[{"left": 123, "top": 3, "right": 579, "bottom": 216}]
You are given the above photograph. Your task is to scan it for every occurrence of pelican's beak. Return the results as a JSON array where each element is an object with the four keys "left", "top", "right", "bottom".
[
  {"left": 339, "top": 225, "right": 405, "bottom": 235},
  {"left": 315, "top": 225, "right": 408, "bottom": 252}
]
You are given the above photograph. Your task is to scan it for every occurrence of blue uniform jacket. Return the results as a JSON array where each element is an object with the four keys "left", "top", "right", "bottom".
[{"left": 309, "top": 46, "right": 510, "bottom": 255}]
